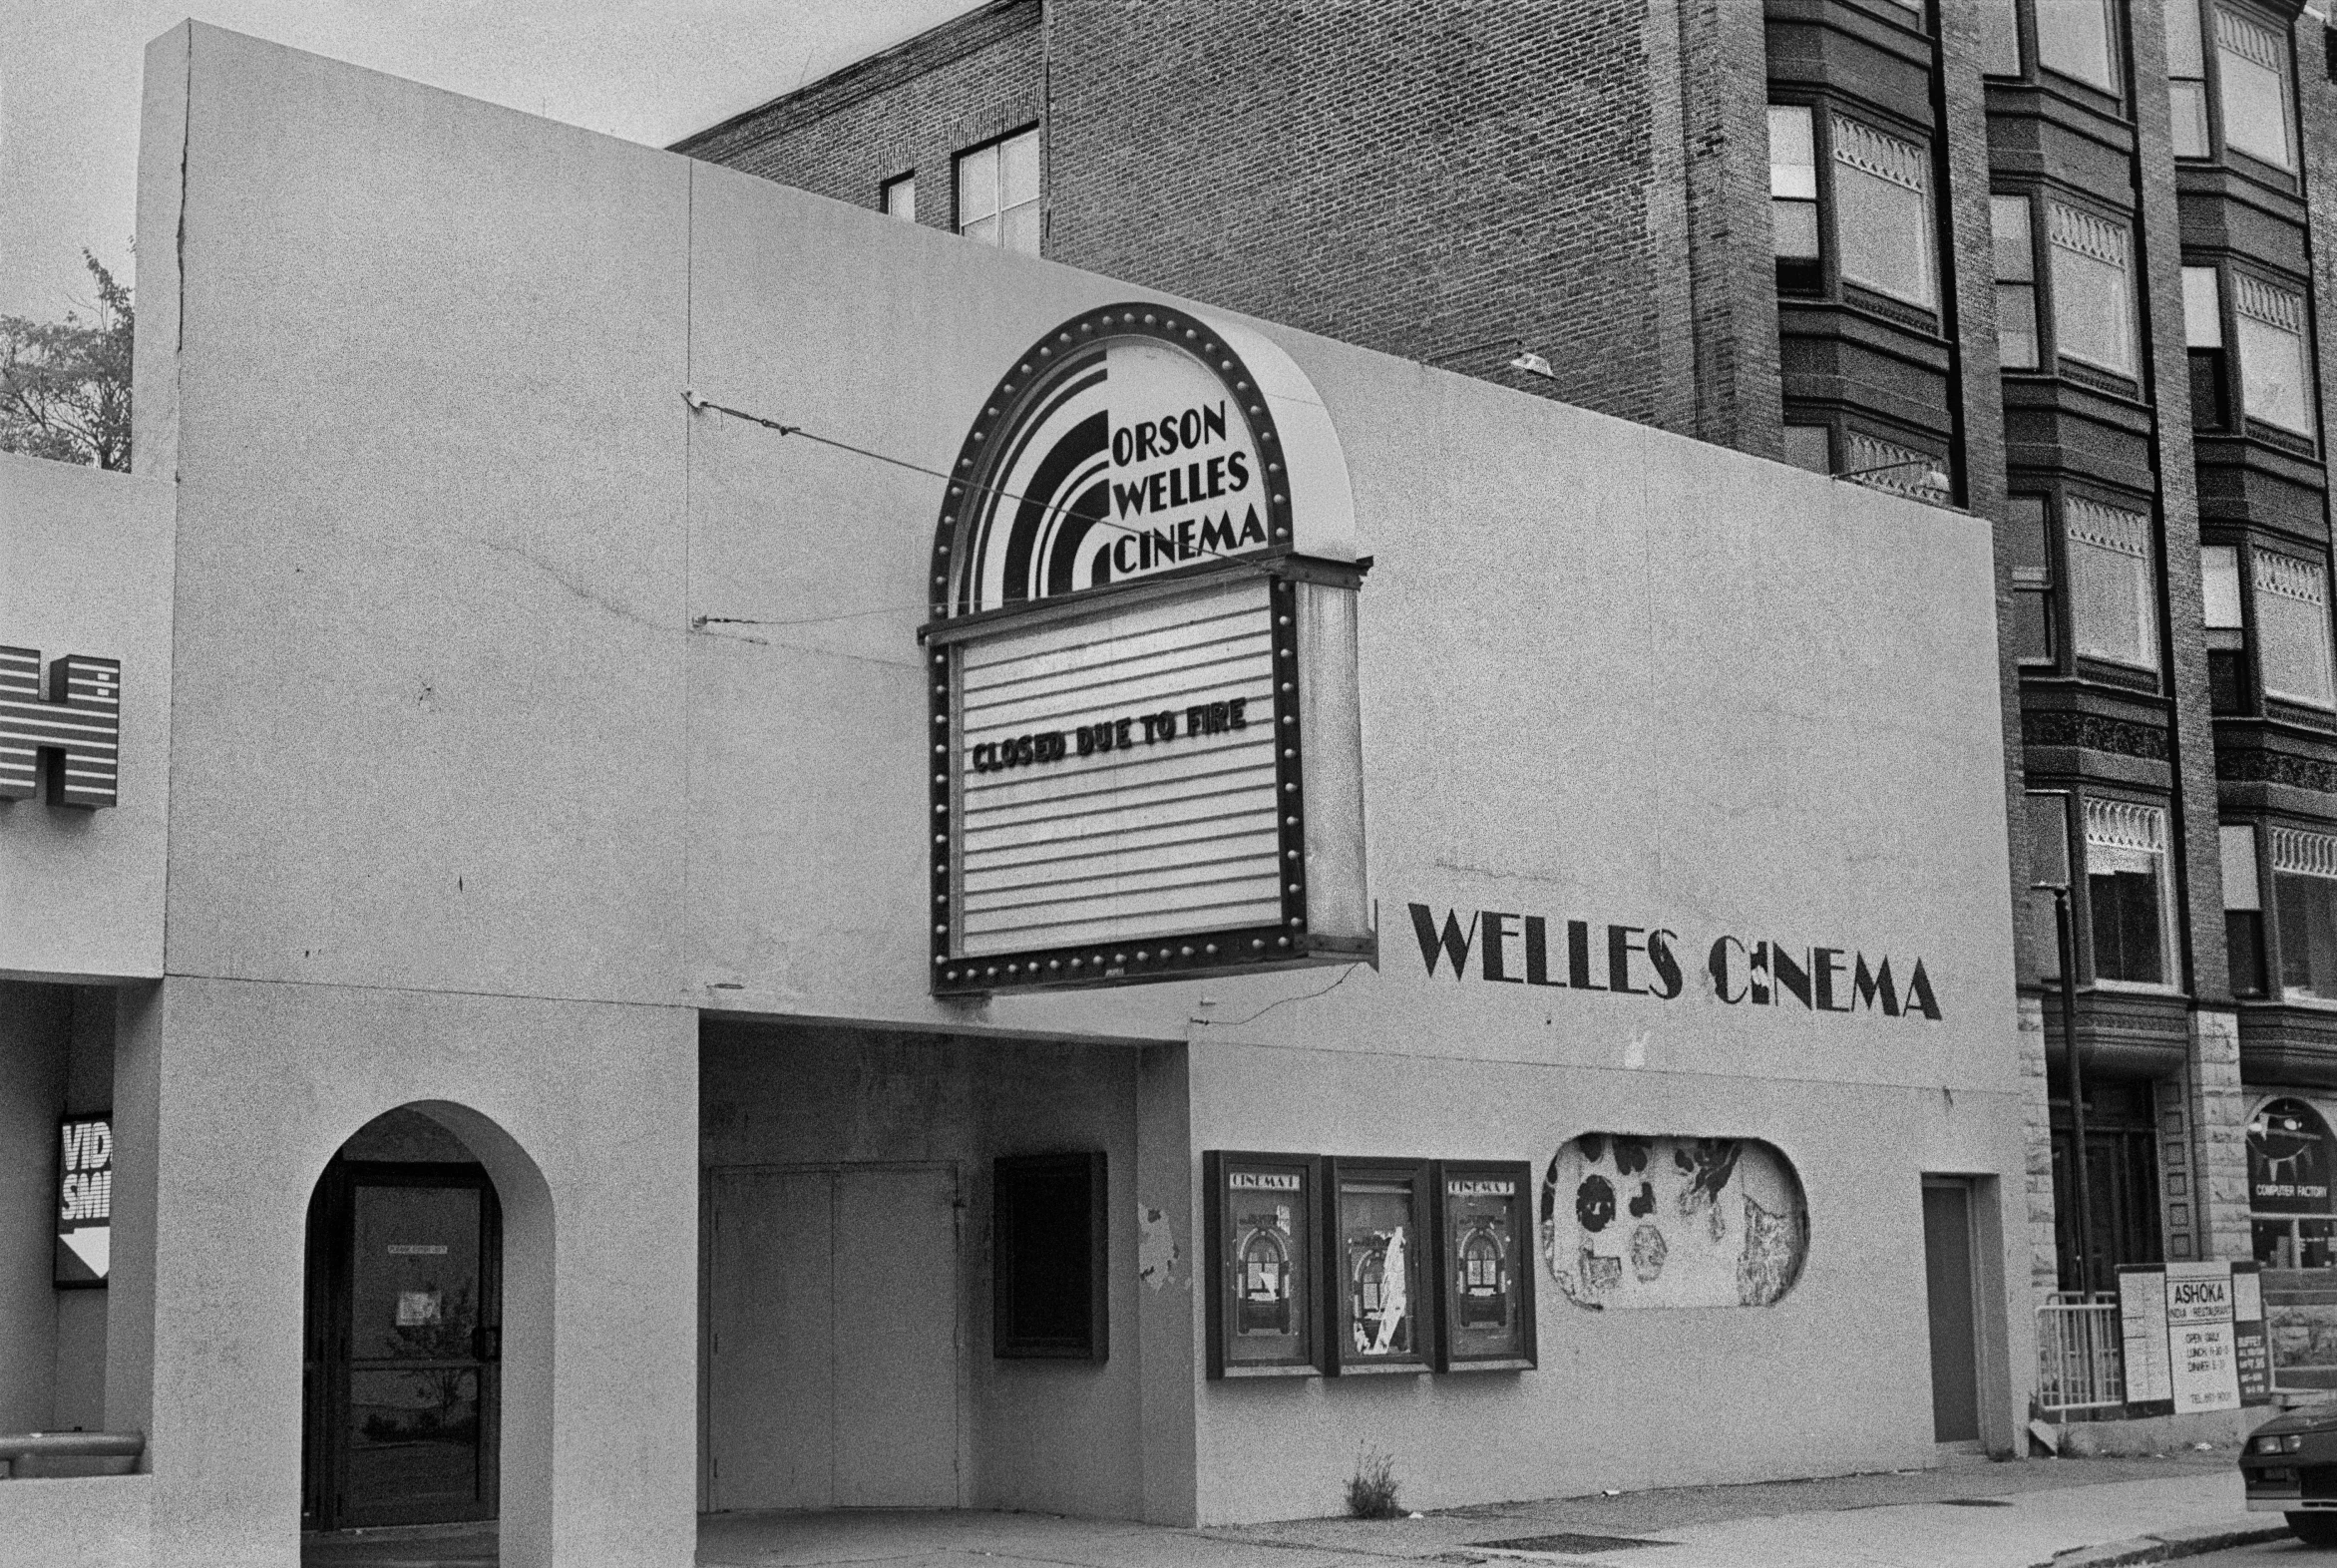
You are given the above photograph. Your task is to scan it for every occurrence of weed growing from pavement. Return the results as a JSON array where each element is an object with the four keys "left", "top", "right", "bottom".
[{"left": 1347, "top": 1446, "right": 1402, "bottom": 1519}]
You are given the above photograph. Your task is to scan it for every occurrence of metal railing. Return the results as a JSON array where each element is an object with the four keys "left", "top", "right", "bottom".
[{"left": 2037, "top": 1294, "right": 2126, "bottom": 1414}]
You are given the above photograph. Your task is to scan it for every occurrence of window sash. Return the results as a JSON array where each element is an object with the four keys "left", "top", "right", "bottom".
[
  {"left": 1981, "top": 0, "right": 2024, "bottom": 74},
  {"left": 2234, "top": 273, "right": 2316, "bottom": 435},
  {"left": 2086, "top": 798, "right": 2171, "bottom": 986},
  {"left": 2036, "top": 0, "right": 2119, "bottom": 90},
  {"left": 2201, "top": 543, "right": 2243, "bottom": 627},
  {"left": 2223, "top": 823, "right": 2262, "bottom": 911},
  {"left": 2255, "top": 550, "right": 2336, "bottom": 707},
  {"left": 1833, "top": 121, "right": 1937, "bottom": 308},
  {"left": 2216, "top": 7, "right": 2295, "bottom": 171},
  {"left": 2278, "top": 870, "right": 2337, "bottom": 999},
  {"left": 2048, "top": 204, "right": 2136, "bottom": 374},
  {"left": 882, "top": 176, "right": 917, "bottom": 222},
  {"left": 2066, "top": 499, "right": 2159, "bottom": 669},
  {"left": 2182, "top": 266, "right": 2223, "bottom": 347}
]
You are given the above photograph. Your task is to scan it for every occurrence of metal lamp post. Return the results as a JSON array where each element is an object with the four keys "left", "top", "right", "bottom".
[{"left": 2031, "top": 788, "right": 2098, "bottom": 1301}]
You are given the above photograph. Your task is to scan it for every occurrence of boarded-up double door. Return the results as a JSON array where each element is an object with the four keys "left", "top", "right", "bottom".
[{"left": 705, "top": 1164, "right": 962, "bottom": 1510}]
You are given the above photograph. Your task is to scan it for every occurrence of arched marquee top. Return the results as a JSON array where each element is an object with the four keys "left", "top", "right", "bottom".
[{"left": 930, "top": 303, "right": 1359, "bottom": 618}]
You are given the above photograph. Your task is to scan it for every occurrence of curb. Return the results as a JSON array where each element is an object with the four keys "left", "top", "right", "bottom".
[{"left": 2037, "top": 1519, "right": 2295, "bottom": 1568}]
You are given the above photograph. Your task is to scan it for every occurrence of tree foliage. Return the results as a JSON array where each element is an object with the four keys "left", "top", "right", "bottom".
[{"left": 0, "top": 251, "right": 133, "bottom": 471}]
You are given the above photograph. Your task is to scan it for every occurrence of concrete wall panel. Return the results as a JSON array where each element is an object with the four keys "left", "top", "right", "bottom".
[{"left": 0, "top": 455, "right": 174, "bottom": 982}]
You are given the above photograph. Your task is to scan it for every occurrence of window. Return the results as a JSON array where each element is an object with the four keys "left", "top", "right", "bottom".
[
  {"left": 2254, "top": 549, "right": 2336, "bottom": 707},
  {"left": 2065, "top": 498, "right": 2158, "bottom": 669},
  {"left": 2167, "top": 0, "right": 2213, "bottom": 155},
  {"left": 2036, "top": 0, "right": 2119, "bottom": 91},
  {"left": 2250, "top": 1097, "right": 2337, "bottom": 1269},
  {"left": 2027, "top": 790, "right": 2075, "bottom": 984},
  {"left": 1781, "top": 423, "right": 1830, "bottom": 474},
  {"left": 881, "top": 174, "right": 917, "bottom": 222},
  {"left": 957, "top": 128, "right": 1039, "bottom": 254},
  {"left": 1769, "top": 105, "right": 1820, "bottom": 293},
  {"left": 2086, "top": 798, "right": 2175, "bottom": 985},
  {"left": 2047, "top": 203, "right": 2137, "bottom": 375},
  {"left": 991, "top": 1152, "right": 1107, "bottom": 1359},
  {"left": 2216, "top": 6, "right": 2296, "bottom": 171},
  {"left": 2009, "top": 495, "right": 2056, "bottom": 661},
  {"left": 1832, "top": 119, "right": 1938, "bottom": 308},
  {"left": 2234, "top": 272, "right": 2317, "bottom": 437},
  {"left": 2225, "top": 823, "right": 2267, "bottom": 995},
  {"left": 2203, "top": 543, "right": 2248, "bottom": 711},
  {"left": 2185, "top": 265, "right": 2229, "bottom": 427},
  {"left": 1982, "top": 0, "right": 2025, "bottom": 74},
  {"left": 2276, "top": 828, "right": 2337, "bottom": 1001},
  {"left": 1842, "top": 429, "right": 1949, "bottom": 498},
  {"left": 1993, "top": 195, "right": 2040, "bottom": 369}
]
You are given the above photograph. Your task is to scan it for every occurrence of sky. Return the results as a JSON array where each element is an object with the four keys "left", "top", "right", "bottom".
[{"left": 0, "top": 0, "right": 977, "bottom": 320}]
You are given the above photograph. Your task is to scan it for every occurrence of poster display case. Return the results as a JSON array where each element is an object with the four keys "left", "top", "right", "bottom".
[
  {"left": 1205, "top": 1151, "right": 1322, "bottom": 1376},
  {"left": 1328, "top": 1157, "right": 1433, "bottom": 1373},
  {"left": 1433, "top": 1160, "right": 1535, "bottom": 1370}
]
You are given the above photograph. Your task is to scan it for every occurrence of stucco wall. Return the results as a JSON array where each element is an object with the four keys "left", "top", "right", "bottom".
[
  {"left": 86, "top": 18, "right": 2029, "bottom": 1545},
  {"left": 0, "top": 454, "right": 173, "bottom": 983}
]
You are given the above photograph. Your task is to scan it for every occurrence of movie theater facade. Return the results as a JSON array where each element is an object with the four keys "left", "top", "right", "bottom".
[{"left": 0, "top": 25, "right": 2027, "bottom": 1567}]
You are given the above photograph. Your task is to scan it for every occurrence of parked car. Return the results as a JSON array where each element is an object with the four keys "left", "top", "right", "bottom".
[{"left": 2241, "top": 1408, "right": 2337, "bottom": 1546}]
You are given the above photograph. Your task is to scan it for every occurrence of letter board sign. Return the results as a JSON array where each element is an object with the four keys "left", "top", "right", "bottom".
[{"left": 925, "top": 304, "right": 1370, "bottom": 992}]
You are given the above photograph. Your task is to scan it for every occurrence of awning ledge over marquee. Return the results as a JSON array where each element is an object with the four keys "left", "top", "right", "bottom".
[{"left": 1203, "top": 314, "right": 1361, "bottom": 567}]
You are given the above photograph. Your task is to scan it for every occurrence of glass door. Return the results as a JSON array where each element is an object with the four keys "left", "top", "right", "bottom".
[{"left": 304, "top": 1160, "right": 500, "bottom": 1531}]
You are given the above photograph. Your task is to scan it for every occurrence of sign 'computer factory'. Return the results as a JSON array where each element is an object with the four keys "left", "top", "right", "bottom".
[{"left": 925, "top": 304, "right": 1370, "bottom": 993}]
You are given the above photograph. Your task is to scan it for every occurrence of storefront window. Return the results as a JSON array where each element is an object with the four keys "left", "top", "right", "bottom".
[
  {"left": 2250, "top": 1097, "right": 2336, "bottom": 1269},
  {"left": 2086, "top": 798, "right": 2175, "bottom": 985},
  {"left": 2274, "top": 827, "right": 2337, "bottom": 1001}
]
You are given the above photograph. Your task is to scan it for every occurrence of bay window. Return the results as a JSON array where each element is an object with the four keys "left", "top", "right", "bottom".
[
  {"left": 2185, "top": 265, "right": 2228, "bottom": 426},
  {"left": 2275, "top": 827, "right": 2337, "bottom": 1001},
  {"left": 2216, "top": 6, "right": 2296, "bottom": 171},
  {"left": 1769, "top": 105, "right": 1820, "bottom": 293},
  {"left": 2009, "top": 496, "right": 2056, "bottom": 661},
  {"left": 2086, "top": 798, "right": 2176, "bottom": 986},
  {"left": 2047, "top": 202, "right": 2138, "bottom": 376},
  {"left": 1832, "top": 118, "right": 1937, "bottom": 308},
  {"left": 2202, "top": 543, "right": 2247, "bottom": 711},
  {"left": 2225, "top": 823, "right": 2267, "bottom": 995},
  {"left": 1993, "top": 196, "right": 2040, "bottom": 369},
  {"left": 2167, "top": 0, "right": 2212, "bottom": 155},
  {"left": 2233, "top": 272, "right": 2317, "bottom": 437},
  {"left": 2065, "top": 498, "right": 2159, "bottom": 670},
  {"left": 2036, "top": 0, "right": 2120, "bottom": 91},
  {"left": 2254, "top": 549, "right": 2337, "bottom": 708}
]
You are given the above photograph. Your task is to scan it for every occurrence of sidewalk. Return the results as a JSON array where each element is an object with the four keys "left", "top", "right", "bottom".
[{"left": 305, "top": 1452, "right": 2297, "bottom": 1568}]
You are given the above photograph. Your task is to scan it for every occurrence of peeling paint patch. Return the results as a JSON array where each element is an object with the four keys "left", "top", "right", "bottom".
[{"left": 1137, "top": 1204, "right": 1181, "bottom": 1291}]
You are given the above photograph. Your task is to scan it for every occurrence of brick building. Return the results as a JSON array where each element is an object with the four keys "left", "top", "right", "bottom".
[{"left": 678, "top": 0, "right": 2337, "bottom": 1382}]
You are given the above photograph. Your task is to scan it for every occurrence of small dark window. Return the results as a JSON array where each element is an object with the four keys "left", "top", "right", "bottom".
[
  {"left": 2325, "top": 24, "right": 2337, "bottom": 83},
  {"left": 992, "top": 1152, "right": 1107, "bottom": 1360},
  {"left": 2190, "top": 348, "right": 2230, "bottom": 428},
  {"left": 2229, "top": 910, "right": 2269, "bottom": 995}
]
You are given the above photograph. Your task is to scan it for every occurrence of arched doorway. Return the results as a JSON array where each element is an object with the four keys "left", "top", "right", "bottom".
[{"left": 302, "top": 1106, "right": 504, "bottom": 1533}]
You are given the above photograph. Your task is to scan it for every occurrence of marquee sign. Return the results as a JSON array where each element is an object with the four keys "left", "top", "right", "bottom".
[
  {"left": 925, "top": 304, "right": 1369, "bottom": 992},
  {"left": 0, "top": 644, "right": 121, "bottom": 808}
]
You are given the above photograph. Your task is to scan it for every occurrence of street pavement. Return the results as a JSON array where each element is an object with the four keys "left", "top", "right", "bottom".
[{"left": 302, "top": 1451, "right": 2303, "bottom": 1568}]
